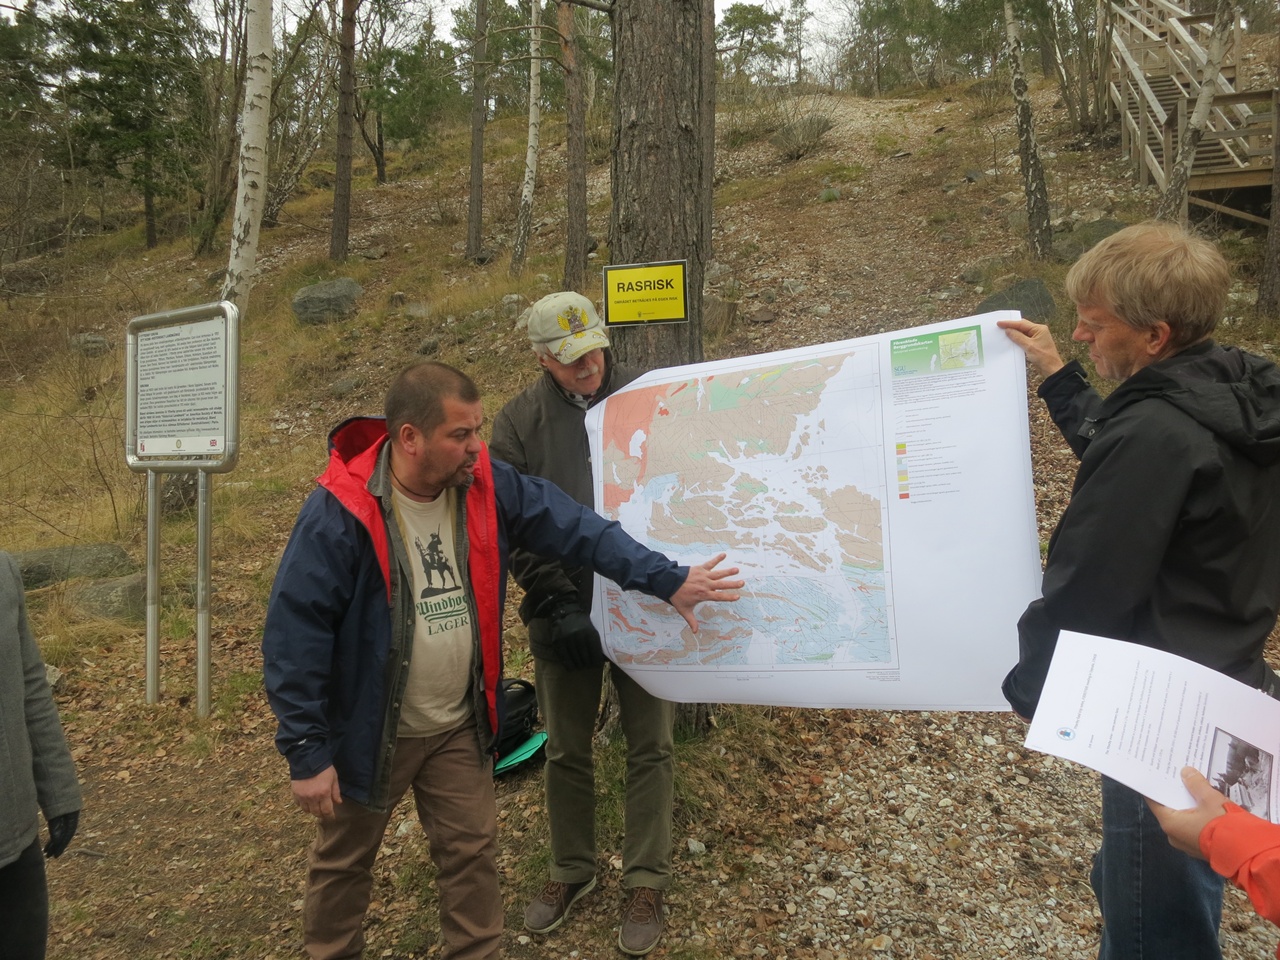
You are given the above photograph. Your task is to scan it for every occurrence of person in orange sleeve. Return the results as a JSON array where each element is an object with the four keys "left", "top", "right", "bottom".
[{"left": 1149, "top": 766, "right": 1280, "bottom": 957}]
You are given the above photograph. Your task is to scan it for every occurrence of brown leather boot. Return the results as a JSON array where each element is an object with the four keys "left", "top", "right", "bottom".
[
  {"left": 618, "top": 887, "right": 664, "bottom": 956},
  {"left": 523, "top": 877, "right": 597, "bottom": 934}
]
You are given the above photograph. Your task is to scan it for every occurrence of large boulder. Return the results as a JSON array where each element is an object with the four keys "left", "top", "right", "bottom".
[
  {"left": 66, "top": 573, "right": 146, "bottom": 622},
  {"left": 1052, "top": 218, "right": 1129, "bottom": 262},
  {"left": 975, "top": 278, "right": 1057, "bottom": 321},
  {"left": 14, "top": 544, "right": 136, "bottom": 589},
  {"left": 291, "top": 278, "right": 364, "bottom": 326}
]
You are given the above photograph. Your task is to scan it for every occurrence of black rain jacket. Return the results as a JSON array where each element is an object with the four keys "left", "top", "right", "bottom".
[{"left": 1003, "top": 340, "right": 1280, "bottom": 719}]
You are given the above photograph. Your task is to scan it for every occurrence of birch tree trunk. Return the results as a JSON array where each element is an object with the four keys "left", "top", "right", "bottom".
[
  {"left": 560, "top": 0, "right": 588, "bottom": 292},
  {"left": 1154, "top": 0, "right": 1236, "bottom": 223},
  {"left": 466, "top": 0, "right": 489, "bottom": 261},
  {"left": 221, "top": 0, "right": 272, "bottom": 313},
  {"left": 509, "top": 0, "right": 541, "bottom": 277},
  {"left": 1004, "top": 0, "right": 1052, "bottom": 259},
  {"left": 328, "top": 0, "right": 358, "bottom": 262}
]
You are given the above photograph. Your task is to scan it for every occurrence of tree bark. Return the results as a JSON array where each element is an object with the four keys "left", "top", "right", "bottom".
[
  {"left": 1154, "top": 0, "right": 1236, "bottom": 223},
  {"left": 329, "top": 0, "right": 358, "bottom": 262},
  {"left": 1004, "top": 0, "right": 1052, "bottom": 259},
  {"left": 143, "top": 161, "right": 158, "bottom": 249},
  {"left": 222, "top": 0, "right": 272, "bottom": 313},
  {"left": 510, "top": 0, "right": 541, "bottom": 276},
  {"left": 1257, "top": 84, "right": 1280, "bottom": 316},
  {"left": 610, "top": 0, "right": 715, "bottom": 734},
  {"left": 466, "top": 0, "right": 489, "bottom": 261},
  {"left": 560, "top": 0, "right": 588, "bottom": 292},
  {"left": 700, "top": 0, "right": 715, "bottom": 264},
  {"left": 609, "top": 0, "right": 712, "bottom": 371}
]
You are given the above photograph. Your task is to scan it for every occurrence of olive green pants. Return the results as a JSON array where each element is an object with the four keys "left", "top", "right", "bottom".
[{"left": 534, "top": 656, "right": 675, "bottom": 891}]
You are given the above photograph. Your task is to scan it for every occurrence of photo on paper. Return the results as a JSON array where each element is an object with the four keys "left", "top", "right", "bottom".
[{"left": 1206, "top": 728, "right": 1274, "bottom": 819}]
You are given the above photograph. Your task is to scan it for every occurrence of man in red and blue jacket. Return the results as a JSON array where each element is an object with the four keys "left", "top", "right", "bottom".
[{"left": 263, "top": 361, "right": 741, "bottom": 960}]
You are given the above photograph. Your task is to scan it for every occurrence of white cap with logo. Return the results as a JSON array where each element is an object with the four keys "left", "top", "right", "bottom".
[{"left": 524, "top": 291, "right": 610, "bottom": 364}]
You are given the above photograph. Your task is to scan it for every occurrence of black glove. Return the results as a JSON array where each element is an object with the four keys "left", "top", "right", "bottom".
[
  {"left": 544, "top": 597, "right": 605, "bottom": 670},
  {"left": 44, "top": 810, "right": 79, "bottom": 859}
]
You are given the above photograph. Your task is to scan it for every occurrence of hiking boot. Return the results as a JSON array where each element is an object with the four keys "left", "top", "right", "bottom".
[
  {"left": 523, "top": 877, "right": 597, "bottom": 934},
  {"left": 618, "top": 887, "right": 664, "bottom": 956}
]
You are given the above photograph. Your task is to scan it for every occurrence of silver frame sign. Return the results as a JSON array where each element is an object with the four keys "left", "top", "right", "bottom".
[{"left": 125, "top": 301, "right": 240, "bottom": 474}]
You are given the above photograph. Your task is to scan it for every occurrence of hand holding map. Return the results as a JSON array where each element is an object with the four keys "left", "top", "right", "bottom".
[{"left": 668, "top": 553, "right": 744, "bottom": 633}]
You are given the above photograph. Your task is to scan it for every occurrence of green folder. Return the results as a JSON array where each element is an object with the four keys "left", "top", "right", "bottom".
[{"left": 494, "top": 731, "right": 548, "bottom": 776}]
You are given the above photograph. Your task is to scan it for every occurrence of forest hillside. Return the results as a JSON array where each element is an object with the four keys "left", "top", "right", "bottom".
[{"left": 3, "top": 74, "right": 1279, "bottom": 960}]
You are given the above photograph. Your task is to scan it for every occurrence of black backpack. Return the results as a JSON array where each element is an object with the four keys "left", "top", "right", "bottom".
[{"left": 494, "top": 678, "right": 546, "bottom": 776}]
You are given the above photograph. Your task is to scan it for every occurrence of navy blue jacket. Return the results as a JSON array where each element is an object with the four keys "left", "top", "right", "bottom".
[{"left": 263, "top": 416, "right": 688, "bottom": 810}]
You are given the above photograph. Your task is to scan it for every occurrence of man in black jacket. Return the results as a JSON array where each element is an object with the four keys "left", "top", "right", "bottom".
[
  {"left": 490, "top": 292, "right": 673, "bottom": 956},
  {"left": 999, "top": 220, "right": 1280, "bottom": 960}
]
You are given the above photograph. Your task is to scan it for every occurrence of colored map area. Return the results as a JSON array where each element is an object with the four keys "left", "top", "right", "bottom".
[{"left": 592, "top": 347, "right": 894, "bottom": 671}]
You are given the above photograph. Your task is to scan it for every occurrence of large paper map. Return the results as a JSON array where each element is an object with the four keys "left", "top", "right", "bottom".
[
  {"left": 595, "top": 347, "right": 891, "bottom": 668},
  {"left": 586, "top": 313, "right": 1043, "bottom": 710}
]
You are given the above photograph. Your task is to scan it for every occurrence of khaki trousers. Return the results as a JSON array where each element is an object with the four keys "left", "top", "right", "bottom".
[{"left": 303, "top": 723, "right": 501, "bottom": 960}]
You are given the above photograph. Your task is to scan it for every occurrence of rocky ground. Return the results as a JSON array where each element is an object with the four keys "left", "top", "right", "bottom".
[{"left": 40, "top": 76, "right": 1280, "bottom": 960}]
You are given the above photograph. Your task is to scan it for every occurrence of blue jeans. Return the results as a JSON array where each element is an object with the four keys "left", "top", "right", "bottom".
[{"left": 1091, "top": 775, "right": 1224, "bottom": 960}]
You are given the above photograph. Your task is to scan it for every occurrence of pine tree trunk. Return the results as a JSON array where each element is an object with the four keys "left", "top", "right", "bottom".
[
  {"left": 1004, "top": 1, "right": 1052, "bottom": 259},
  {"left": 374, "top": 111, "right": 386, "bottom": 184},
  {"left": 700, "top": 0, "right": 716, "bottom": 263},
  {"left": 143, "top": 169, "right": 158, "bottom": 250},
  {"left": 329, "top": 0, "right": 357, "bottom": 262},
  {"left": 509, "top": 0, "right": 541, "bottom": 277},
  {"left": 610, "top": 0, "right": 715, "bottom": 735},
  {"left": 1257, "top": 83, "right": 1280, "bottom": 317},
  {"left": 560, "top": 1, "right": 588, "bottom": 293},
  {"left": 1154, "top": 0, "right": 1236, "bottom": 223},
  {"left": 222, "top": 0, "right": 272, "bottom": 313},
  {"left": 466, "top": 0, "right": 489, "bottom": 262},
  {"left": 609, "top": 0, "right": 712, "bottom": 371}
]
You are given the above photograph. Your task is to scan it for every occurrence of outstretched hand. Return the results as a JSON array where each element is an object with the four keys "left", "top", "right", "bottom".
[
  {"left": 997, "top": 318, "right": 1066, "bottom": 379},
  {"left": 1146, "top": 766, "right": 1230, "bottom": 860},
  {"left": 669, "top": 553, "right": 744, "bottom": 633}
]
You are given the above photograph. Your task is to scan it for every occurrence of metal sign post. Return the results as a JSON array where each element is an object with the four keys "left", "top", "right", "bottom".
[{"left": 125, "top": 302, "right": 240, "bottom": 717}]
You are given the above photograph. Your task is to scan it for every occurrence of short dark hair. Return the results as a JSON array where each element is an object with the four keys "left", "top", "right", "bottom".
[{"left": 385, "top": 361, "right": 480, "bottom": 440}]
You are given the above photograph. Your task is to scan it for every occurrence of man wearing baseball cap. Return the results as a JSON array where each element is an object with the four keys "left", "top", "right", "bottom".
[{"left": 490, "top": 291, "right": 675, "bottom": 955}]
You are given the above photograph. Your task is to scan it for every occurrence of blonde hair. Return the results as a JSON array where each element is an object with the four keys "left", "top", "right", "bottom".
[{"left": 1064, "top": 220, "right": 1230, "bottom": 350}]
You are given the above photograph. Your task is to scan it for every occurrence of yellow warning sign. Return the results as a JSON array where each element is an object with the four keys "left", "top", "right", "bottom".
[{"left": 603, "top": 261, "right": 688, "bottom": 326}]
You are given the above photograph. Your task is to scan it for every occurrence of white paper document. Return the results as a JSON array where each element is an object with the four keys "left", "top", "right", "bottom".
[
  {"left": 584, "top": 312, "right": 1043, "bottom": 710},
  {"left": 1026, "top": 631, "right": 1280, "bottom": 816}
]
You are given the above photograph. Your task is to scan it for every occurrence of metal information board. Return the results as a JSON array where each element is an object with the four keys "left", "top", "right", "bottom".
[
  {"left": 126, "top": 302, "right": 240, "bottom": 473},
  {"left": 124, "top": 301, "right": 240, "bottom": 717}
]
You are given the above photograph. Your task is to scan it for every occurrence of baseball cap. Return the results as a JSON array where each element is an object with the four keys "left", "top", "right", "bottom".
[{"left": 524, "top": 292, "right": 610, "bottom": 364}]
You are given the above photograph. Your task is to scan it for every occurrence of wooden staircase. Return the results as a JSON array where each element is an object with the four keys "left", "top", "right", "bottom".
[{"left": 1107, "top": 0, "right": 1275, "bottom": 225}]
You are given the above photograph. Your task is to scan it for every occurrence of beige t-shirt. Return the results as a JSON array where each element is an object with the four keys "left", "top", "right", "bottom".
[{"left": 392, "top": 488, "right": 473, "bottom": 737}]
